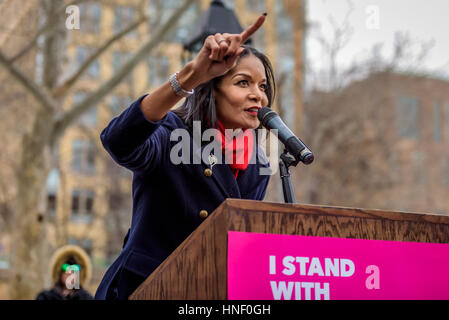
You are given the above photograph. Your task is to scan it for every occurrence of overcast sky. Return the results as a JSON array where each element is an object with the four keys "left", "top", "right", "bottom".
[{"left": 306, "top": 0, "right": 449, "bottom": 79}]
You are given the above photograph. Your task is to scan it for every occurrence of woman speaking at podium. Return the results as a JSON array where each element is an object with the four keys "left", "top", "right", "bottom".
[{"left": 95, "top": 13, "right": 275, "bottom": 300}]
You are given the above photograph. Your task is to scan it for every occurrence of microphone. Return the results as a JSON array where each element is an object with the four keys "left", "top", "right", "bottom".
[{"left": 258, "top": 107, "right": 314, "bottom": 165}]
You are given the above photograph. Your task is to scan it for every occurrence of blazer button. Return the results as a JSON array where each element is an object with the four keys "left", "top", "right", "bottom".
[
  {"left": 199, "top": 210, "right": 208, "bottom": 219},
  {"left": 204, "top": 168, "right": 212, "bottom": 177}
]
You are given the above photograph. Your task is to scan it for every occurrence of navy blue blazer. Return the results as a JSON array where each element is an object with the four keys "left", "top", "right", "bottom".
[{"left": 95, "top": 95, "right": 271, "bottom": 299}]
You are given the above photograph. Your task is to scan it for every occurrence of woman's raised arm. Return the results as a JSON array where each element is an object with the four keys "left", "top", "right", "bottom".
[{"left": 140, "top": 13, "right": 267, "bottom": 122}]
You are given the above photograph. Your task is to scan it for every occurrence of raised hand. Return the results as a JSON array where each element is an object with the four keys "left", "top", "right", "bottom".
[{"left": 190, "top": 13, "right": 267, "bottom": 84}]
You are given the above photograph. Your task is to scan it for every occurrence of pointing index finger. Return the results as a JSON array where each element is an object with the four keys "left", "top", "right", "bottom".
[{"left": 240, "top": 13, "right": 267, "bottom": 43}]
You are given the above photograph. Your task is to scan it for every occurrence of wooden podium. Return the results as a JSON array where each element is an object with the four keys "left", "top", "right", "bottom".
[{"left": 129, "top": 199, "right": 449, "bottom": 300}]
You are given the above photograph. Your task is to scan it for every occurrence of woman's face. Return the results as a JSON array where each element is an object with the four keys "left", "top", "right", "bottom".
[{"left": 214, "top": 54, "right": 269, "bottom": 129}]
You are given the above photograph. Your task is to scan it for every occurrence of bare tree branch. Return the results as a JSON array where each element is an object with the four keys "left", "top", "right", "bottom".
[
  {"left": 8, "top": 0, "right": 96, "bottom": 64},
  {"left": 53, "top": 14, "right": 150, "bottom": 98},
  {"left": 0, "top": 50, "right": 56, "bottom": 113},
  {"left": 51, "top": 0, "right": 196, "bottom": 142}
]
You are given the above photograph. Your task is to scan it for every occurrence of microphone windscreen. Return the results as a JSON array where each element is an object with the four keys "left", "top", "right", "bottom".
[{"left": 257, "top": 107, "right": 277, "bottom": 125}]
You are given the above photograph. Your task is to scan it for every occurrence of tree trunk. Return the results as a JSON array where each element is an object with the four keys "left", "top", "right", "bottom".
[
  {"left": 9, "top": 109, "right": 53, "bottom": 299},
  {"left": 3, "top": 0, "right": 195, "bottom": 299}
]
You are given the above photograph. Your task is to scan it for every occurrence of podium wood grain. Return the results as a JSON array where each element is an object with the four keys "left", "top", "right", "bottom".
[{"left": 129, "top": 199, "right": 449, "bottom": 300}]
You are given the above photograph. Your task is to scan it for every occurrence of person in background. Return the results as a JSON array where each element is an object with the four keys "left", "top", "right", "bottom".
[{"left": 36, "top": 245, "right": 93, "bottom": 300}]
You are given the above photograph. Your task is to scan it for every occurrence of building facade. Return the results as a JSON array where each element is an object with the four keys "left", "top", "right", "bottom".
[
  {"left": 300, "top": 71, "right": 449, "bottom": 216},
  {"left": 379, "top": 72, "right": 449, "bottom": 214}
]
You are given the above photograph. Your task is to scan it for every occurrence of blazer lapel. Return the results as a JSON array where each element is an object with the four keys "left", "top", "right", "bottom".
[{"left": 192, "top": 137, "right": 241, "bottom": 199}]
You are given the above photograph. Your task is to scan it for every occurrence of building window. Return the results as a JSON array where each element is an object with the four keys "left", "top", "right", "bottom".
[
  {"left": 109, "top": 95, "right": 133, "bottom": 117},
  {"left": 68, "top": 237, "right": 93, "bottom": 256},
  {"left": 47, "top": 194, "right": 56, "bottom": 219},
  {"left": 79, "top": 2, "right": 102, "bottom": 33},
  {"left": 112, "top": 51, "right": 133, "bottom": 85},
  {"left": 45, "top": 169, "right": 59, "bottom": 219},
  {"left": 148, "top": 0, "right": 177, "bottom": 31},
  {"left": 76, "top": 46, "right": 100, "bottom": 79},
  {"left": 275, "top": 0, "right": 294, "bottom": 55},
  {"left": 71, "top": 139, "right": 96, "bottom": 174},
  {"left": 72, "top": 140, "right": 83, "bottom": 172},
  {"left": 246, "top": 0, "right": 265, "bottom": 12},
  {"left": 396, "top": 96, "right": 420, "bottom": 140},
  {"left": 433, "top": 101, "right": 441, "bottom": 141},
  {"left": 71, "top": 189, "right": 95, "bottom": 223},
  {"left": 175, "top": 3, "right": 199, "bottom": 43},
  {"left": 73, "top": 91, "right": 97, "bottom": 127},
  {"left": 114, "top": 6, "right": 137, "bottom": 38},
  {"left": 85, "top": 190, "right": 95, "bottom": 220},
  {"left": 251, "top": 25, "right": 265, "bottom": 51},
  {"left": 71, "top": 190, "right": 80, "bottom": 215},
  {"left": 148, "top": 1, "right": 198, "bottom": 43},
  {"left": 86, "top": 142, "right": 95, "bottom": 173},
  {"left": 148, "top": 55, "right": 170, "bottom": 87}
]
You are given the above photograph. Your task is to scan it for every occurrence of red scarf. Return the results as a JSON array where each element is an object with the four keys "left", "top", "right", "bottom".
[{"left": 215, "top": 120, "right": 254, "bottom": 179}]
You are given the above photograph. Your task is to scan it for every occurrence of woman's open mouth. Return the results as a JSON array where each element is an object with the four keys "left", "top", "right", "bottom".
[{"left": 244, "top": 106, "right": 261, "bottom": 117}]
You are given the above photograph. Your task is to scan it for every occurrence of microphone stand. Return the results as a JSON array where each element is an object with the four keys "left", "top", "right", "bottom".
[{"left": 279, "top": 149, "right": 300, "bottom": 204}]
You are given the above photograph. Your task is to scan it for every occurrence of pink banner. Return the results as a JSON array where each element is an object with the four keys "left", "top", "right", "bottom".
[{"left": 227, "top": 231, "right": 449, "bottom": 300}]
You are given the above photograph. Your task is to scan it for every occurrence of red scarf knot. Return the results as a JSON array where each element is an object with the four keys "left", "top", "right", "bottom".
[{"left": 215, "top": 119, "right": 254, "bottom": 179}]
